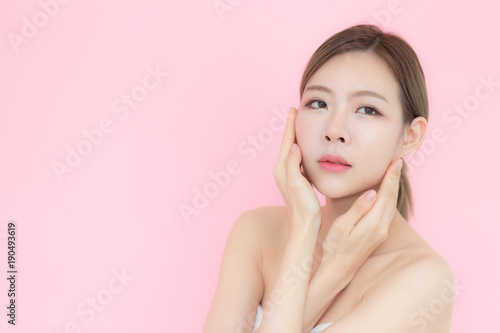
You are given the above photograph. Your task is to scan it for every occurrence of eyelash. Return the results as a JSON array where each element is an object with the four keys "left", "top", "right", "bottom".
[{"left": 304, "top": 99, "right": 382, "bottom": 116}]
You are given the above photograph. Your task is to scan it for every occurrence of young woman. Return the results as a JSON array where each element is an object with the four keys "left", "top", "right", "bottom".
[{"left": 203, "top": 24, "right": 455, "bottom": 333}]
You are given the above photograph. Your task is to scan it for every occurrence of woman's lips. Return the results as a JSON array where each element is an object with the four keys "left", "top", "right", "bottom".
[
  {"left": 318, "top": 161, "right": 352, "bottom": 172},
  {"left": 319, "top": 154, "right": 350, "bottom": 166}
]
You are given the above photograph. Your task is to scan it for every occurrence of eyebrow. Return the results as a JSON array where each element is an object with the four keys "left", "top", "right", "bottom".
[{"left": 304, "top": 85, "right": 389, "bottom": 103}]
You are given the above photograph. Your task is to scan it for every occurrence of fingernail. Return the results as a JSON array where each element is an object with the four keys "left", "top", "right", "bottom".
[
  {"left": 397, "top": 159, "right": 403, "bottom": 171},
  {"left": 291, "top": 143, "right": 298, "bottom": 152},
  {"left": 365, "top": 190, "right": 376, "bottom": 201}
]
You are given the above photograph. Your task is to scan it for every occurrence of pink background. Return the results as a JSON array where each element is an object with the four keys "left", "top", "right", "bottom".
[{"left": 1, "top": 0, "right": 498, "bottom": 332}]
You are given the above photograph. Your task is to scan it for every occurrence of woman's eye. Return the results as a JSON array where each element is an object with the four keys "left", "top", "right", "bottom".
[
  {"left": 357, "top": 106, "right": 381, "bottom": 116},
  {"left": 305, "top": 100, "right": 327, "bottom": 109}
]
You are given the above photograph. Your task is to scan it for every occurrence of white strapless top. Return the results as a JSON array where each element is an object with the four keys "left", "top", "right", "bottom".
[{"left": 253, "top": 303, "right": 334, "bottom": 332}]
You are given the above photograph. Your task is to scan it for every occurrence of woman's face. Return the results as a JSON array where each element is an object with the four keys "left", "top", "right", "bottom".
[{"left": 296, "top": 50, "right": 406, "bottom": 199}]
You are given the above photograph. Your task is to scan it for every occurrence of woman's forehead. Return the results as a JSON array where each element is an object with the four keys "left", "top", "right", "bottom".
[{"left": 306, "top": 51, "right": 400, "bottom": 100}]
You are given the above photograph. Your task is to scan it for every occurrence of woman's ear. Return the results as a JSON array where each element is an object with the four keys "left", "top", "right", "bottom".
[{"left": 399, "top": 116, "right": 428, "bottom": 158}]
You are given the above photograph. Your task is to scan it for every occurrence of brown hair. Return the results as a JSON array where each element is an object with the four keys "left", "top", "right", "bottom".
[{"left": 300, "top": 24, "right": 429, "bottom": 220}]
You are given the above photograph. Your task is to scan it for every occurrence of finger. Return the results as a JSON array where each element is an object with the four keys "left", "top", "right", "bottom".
[
  {"left": 277, "top": 107, "right": 298, "bottom": 164},
  {"left": 337, "top": 189, "right": 378, "bottom": 232},
  {"left": 285, "top": 143, "right": 304, "bottom": 186},
  {"left": 364, "top": 158, "right": 403, "bottom": 230},
  {"left": 273, "top": 107, "right": 297, "bottom": 191}
]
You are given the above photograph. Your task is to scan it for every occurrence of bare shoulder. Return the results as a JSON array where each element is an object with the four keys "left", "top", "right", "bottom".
[
  {"left": 237, "top": 205, "right": 289, "bottom": 235},
  {"left": 234, "top": 205, "right": 289, "bottom": 273},
  {"left": 359, "top": 217, "right": 456, "bottom": 303},
  {"left": 325, "top": 243, "right": 456, "bottom": 332},
  {"left": 364, "top": 245, "right": 456, "bottom": 303},
  {"left": 242, "top": 205, "right": 288, "bottom": 220},
  {"left": 395, "top": 229, "right": 456, "bottom": 290},
  {"left": 203, "top": 206, "right": 287, "bottom": 332},
  {"left": 395, "top": 252, "right": 455, "bottom": 289}
]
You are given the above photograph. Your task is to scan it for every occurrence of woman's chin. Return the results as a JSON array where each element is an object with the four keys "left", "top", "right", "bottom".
[
  {"left": 314, "top": 185, "right": 352, "bottom": 200},
  {"left": 313, "top": 181, "right": 372, "bottom": 201}
]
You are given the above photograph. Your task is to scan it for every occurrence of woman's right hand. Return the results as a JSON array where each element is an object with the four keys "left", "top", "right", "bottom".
[
  {"left": 320, "top": 157, "right": 403, "bottom": 278},
  {"left": 273, "top": 107, "right": 322, "bottom": 232}
]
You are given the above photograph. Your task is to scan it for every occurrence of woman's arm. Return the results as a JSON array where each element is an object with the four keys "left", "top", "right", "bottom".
[
  {"left": 203, "top": 209, "right": 264, "bottom": 333},
  {"left": 300, "top": 258, "right": 351, "bottom": 332},
  {"left": 253, "top": 216, "right": 319, "bottom": 333}
]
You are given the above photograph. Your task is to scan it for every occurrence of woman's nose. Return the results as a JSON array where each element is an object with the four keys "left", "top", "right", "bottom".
[{"left": 322, "top": 111, "right": 351, "bottom": 144}]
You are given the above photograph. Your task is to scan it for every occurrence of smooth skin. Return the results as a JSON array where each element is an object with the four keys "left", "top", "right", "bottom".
[{"left": 203, "top": 62, "right": 455, "bottom": 333}]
